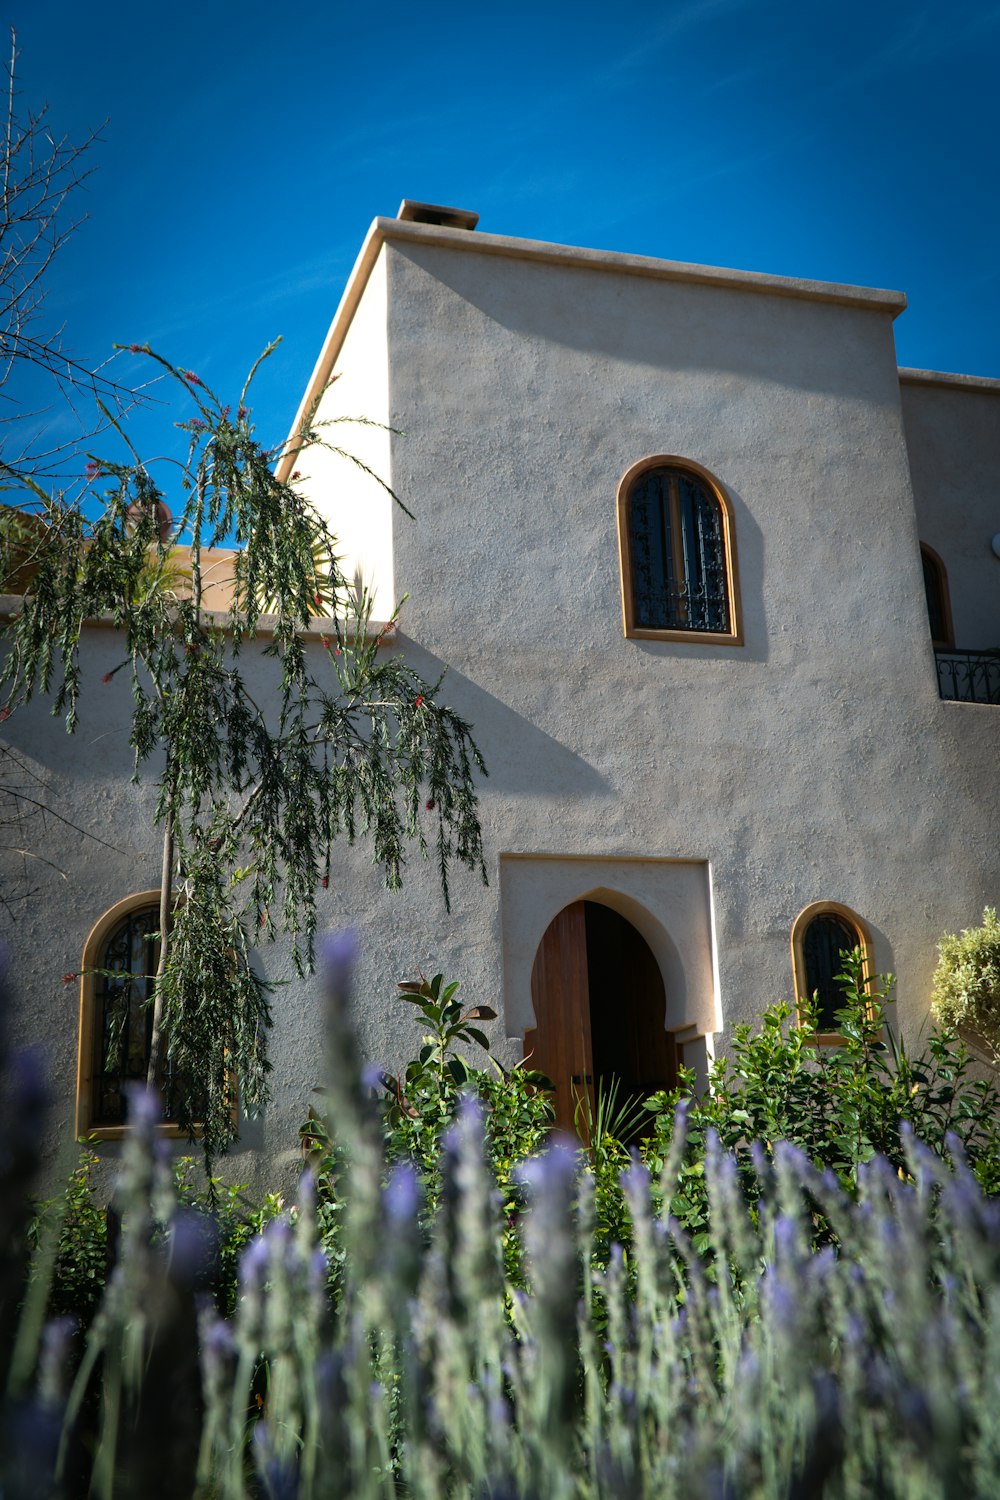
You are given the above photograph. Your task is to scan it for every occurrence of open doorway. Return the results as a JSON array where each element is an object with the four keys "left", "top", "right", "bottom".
[{"left": 524, "top": 899, "right": 677, "bottom": 1136}]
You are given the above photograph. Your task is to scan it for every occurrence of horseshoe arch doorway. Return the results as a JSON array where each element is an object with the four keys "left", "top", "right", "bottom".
[{"left": 524, "top": 899, "right": 678, "bottom": 1135}]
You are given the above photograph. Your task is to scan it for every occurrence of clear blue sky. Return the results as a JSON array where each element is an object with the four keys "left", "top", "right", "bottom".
[{"left": 10, "top": 0, "right": 1000, "bottom": 483}]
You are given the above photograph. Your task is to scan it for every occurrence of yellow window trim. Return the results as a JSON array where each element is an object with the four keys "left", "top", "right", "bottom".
[
  {"left": 74, "top": 890, "right": 236, "bottom": 1141},
  {"left": 616, "top": 454, "right": 744, "bottom": 647},
  {"left": 789, "top": 899, "right": 875, "bottom": 1043}
]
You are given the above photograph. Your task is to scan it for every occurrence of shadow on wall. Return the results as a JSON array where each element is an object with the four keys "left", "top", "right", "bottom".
[
  {"left": 396, "top": 243, "right": 899, "bottom": 404},
  {"left": 394, "top": 636, "right": 610, "bottom": 800}
]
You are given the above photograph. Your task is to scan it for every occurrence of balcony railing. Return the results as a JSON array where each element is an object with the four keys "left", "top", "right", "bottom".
[{"left": 936, "top": 650, "right": 1000, "bottom": 705}]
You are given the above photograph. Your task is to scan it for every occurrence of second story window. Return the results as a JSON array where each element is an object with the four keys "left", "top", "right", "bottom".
[{"left": 617, "top": 457, "right": 742, "bottom": 645}]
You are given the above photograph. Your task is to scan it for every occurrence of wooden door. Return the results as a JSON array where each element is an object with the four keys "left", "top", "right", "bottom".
[
  {"left": 525, "top": 902, "right": 595, "bottom": 1134},
  {"left": 526, "top": 900, "right": 677, "bottom": 1140},
  {"left": 585, "top": 903, "right": 677, "bottom": 1105}
]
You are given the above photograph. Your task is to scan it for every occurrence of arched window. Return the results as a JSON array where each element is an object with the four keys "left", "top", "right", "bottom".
[
  {"left": 790, "top": 901, "right": 874, "bottom": 1038},
  {"left": 920, "top": 543, "right": 954, "bottom": 649},
  {"left": 74, "top": 892, "right": 187, "bottom": 1139},
  {"left": 617, "top": 456, "right": 742, "bottom": 645}
]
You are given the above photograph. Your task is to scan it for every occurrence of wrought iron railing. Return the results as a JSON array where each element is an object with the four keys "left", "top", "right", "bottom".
[{"left": 935, "top": 650, "right": 1000, "bottom": 705}]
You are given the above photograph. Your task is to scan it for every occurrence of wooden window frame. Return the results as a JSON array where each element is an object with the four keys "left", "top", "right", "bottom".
[
  {"left": 616, "top": 454, "right": 744, "bottom": 646},
  {"left": 919, "top": 542, "right": 955, "bottom": 650},
  {"left": 790, "top": 899, "right": 874, "bottom": 1044},
  {"left": 74, "top": 891, "right": 206, "bottom": 1141}
]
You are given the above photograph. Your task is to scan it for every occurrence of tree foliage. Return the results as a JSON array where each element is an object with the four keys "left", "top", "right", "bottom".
[{"left": 1, "top": 348, "right": 487, "bottom": 1159}]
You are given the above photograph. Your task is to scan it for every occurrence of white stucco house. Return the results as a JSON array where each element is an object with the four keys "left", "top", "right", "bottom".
[{"left": 5, "top": 201, "right": 1000, "bottom": 1181}]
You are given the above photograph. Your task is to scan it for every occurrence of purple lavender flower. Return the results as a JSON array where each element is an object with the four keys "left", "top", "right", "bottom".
[
  {"left": 320, "top": 929, "right": 358, "bottom": 1000},
  {"left": 239, "top": 1233, "right": 270, "bottom": 1292},
  {"left": 384, "top": 1161, "right": 420, "bottom": 1225},
  {"left": 308, "top": 1247, "right": 328, "bottom": 1295},
  {"left": 252, "top": 1421, "right": 300, "bottom": 1500},
  {"left": 124, "top": 1082, "right": 161, "bottom": 1140}
]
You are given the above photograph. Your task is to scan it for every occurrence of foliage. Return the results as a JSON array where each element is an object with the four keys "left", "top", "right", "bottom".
[
  {"left": 302, "top": 969, "right": 554, "bottom": 1288},
  {"left": 643, "top": 950, "right": 1000, "bottom": 1252},
  {"left": 9, "top": 945, "right": 1000, "bottom": 1497},
  {"left": 28, "top": 1147, "right": 284, "bottom": 1336},
  {"left": 1, "top": 346, "right": 487, "bottom": 1159},
  {"left": 28, "top": 1147, "right": 108, "bottom": 1327},
  {"left": 931, "top": 906, "right": 1000, "bottom": 1060}
]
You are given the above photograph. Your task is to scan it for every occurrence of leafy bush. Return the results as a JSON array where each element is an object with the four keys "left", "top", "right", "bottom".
[
  {"left": 932, "top": 906, "right": 1000, "bottom": 1059},
  {"left": 29, "top": 1146, "right": 283, "bottom": 1334},
  {"left": 643, "top": 950, "right": 1000, "bottom": 1248}
]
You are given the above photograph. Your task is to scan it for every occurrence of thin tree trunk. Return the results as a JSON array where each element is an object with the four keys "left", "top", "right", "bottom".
[{"left": 146, "top": 813, "right": 174, "bottom": 1089}]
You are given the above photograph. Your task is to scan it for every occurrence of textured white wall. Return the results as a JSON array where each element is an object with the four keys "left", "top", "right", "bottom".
[
  {"left": 900, "top": 374, "right": 1000, "bottom": 649},
  {"left": 380, "top": 233, "right": 1000, "bottom": 1063},
  {"left": 288, "top": 247, "right": 396, "bottom": 621}
]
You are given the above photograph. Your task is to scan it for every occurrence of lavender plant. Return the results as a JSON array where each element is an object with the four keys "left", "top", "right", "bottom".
[{"left": 8, "top": 944, "right": 1000, "bottom": 1497}]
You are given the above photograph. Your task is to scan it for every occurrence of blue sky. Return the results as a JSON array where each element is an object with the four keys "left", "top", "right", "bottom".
[{"left": 9, "top": 0, "right": 1000, "bottom": 484}]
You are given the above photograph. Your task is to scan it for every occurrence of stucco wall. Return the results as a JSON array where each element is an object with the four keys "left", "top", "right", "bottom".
[
  {"left": 899, "top": 374, "right": 1000, "bottom": 650},
  {"left": 287, "top": 247, "right": 396, "bottom": 621},
  {"left": 377, "top": 233, "right": 1000, "bottom": 1059}
]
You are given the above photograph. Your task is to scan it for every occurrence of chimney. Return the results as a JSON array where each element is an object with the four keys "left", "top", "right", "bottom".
[{"left": 396, "top": 200, "right": 479, "bottom": 231}]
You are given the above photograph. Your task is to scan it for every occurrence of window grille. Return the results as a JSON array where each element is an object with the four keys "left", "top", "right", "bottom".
[
  {"left": 802, "top": 912, "right": 861, "bottom": 1033},
  {"left": 627, "top": 465, "right": 730, "bottom": 633}
]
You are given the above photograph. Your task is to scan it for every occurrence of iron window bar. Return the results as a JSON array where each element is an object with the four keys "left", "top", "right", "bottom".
[{"left": 935, "top": 649, "right": 1000, "bottom": 705}]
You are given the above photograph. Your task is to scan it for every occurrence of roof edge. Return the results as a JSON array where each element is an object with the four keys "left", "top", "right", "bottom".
[
  {"left": 898, "top": 366, "right": 1000, "bottom": 394},
  {"left": 278, "top": 217, "right": 910, "bottom": 481}
]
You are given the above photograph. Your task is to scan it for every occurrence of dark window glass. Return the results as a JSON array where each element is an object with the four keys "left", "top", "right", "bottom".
[
  {"left": 628, "top": 466, "right": 729, "bottom": 632},
  {"left": 802, "top": 913, "right": 860, "bottom": 1031},
  {"left": 92, "top": 907, "right": 181, "bottom": 1124},
  {"left": 921, "top": 548, "right": 949, "bottom": 646}
]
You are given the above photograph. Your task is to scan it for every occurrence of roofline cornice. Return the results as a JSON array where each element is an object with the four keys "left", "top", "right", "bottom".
[
  {"left": 898, "top": 366, "right": 1000, "bottom": 394},
  {"left": 277, "top": 218, "right": 911, "bottom": 482}
]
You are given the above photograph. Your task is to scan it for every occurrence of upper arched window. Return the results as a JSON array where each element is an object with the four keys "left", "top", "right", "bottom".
[
  {"left": 617, "top": 457, "right": 742, "bottom": 645},
  {"left": 920, "top": 543, "right": 954, "bottom": 649},
  {"left": 790, "top": 900, "right": 874, "bottom": 1037},
  {"left": 74, "top": 892, "right": 188, "bottom": 1139}
]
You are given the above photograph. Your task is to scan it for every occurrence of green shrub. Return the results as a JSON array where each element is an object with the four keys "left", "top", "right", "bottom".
[
  {"left": 931, "top": 906, "right": 1000, "bottom": 1059},
  {"left": 644, "top": 949, "right": 1000, "bottom": 1246}
]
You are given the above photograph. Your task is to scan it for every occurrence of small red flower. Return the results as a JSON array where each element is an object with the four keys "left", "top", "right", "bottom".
[
  {"left": 183, "top": 370, "right": 202, "bottom": 386},
  {"left": 320, "top": 875, "right": 328, "bottom": 889},
  {"left": 425, "top": 798, "right": 435, "bottom": 811},
  {"left": 101, "top": 673, "right": 112, "bottom": 684},
  {"left": 321, "top": 635, "right": 330, "bottom": 650},
  {"left": 128, "top": 343, "right": 142, "bottom": 355},
  {"left": 0, "top": 706, "right": 10, "bottom": 723},
  {"left": 85, "top": 460, "right": 101, "bottom": 476},
  {"left": 62, "top": 972, "right": 77, "bottom": 985},
  {"left": 189, "top": 418, "right": 207, "bottom": 431},
  {"left": 221, "top": 405, "right": 231, "bottom": 419},
  {"left": 291, "top": 471, "right": 302, "bottom": 481},
  {"left": 414, "top": 696, "right": 425, "bottom": 708}
]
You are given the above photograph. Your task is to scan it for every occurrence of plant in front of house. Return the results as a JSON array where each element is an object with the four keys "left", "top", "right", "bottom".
[
  {"left": 931, "top": 906, "right": 1000, "bottom": 1063},
  {"left": 11, "top": 941, "right": 1000, "bottom": 1497},
  {"left": 1, "top": 346, "right": 488, "bottom": 1163},
  {"left": 642, "top": 951, "right": 1000, "bottom": 1249}
]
